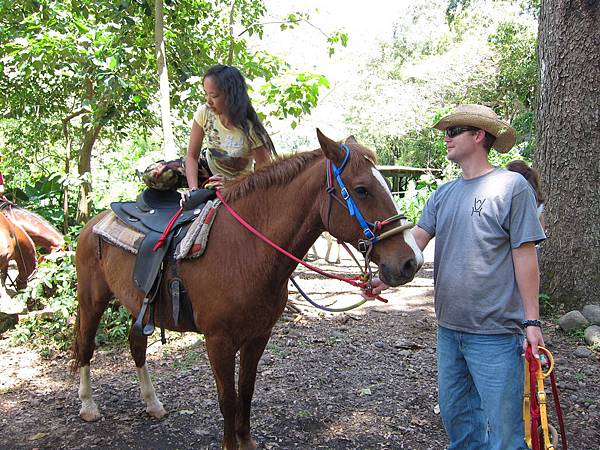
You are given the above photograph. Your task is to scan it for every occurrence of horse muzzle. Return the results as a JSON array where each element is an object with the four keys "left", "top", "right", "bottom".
[{"left": 379, "top": 255, "right": 420, "bottom": 287}]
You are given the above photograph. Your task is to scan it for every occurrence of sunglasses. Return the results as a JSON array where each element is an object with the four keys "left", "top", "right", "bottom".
[{"left": 445, "top": 126, "right": 481, "bottom": 138}]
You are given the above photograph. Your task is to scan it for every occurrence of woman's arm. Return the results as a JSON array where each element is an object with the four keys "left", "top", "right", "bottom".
[{"left": 185, "top": 121, "right": 205, "bottom": 189}]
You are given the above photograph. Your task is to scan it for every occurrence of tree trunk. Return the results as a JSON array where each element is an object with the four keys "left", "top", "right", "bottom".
[
  {"left": 76, "top": 123, "right": 102, "bottom": 223},
  {"left": 155, "top": 0, "right": 177, "bottom": 160},
  {"left": 227, "top": 0, "right": 237, "bottom": 65},
  {"left": 536, "top": 0, "right": 600, "bottom": 310}
]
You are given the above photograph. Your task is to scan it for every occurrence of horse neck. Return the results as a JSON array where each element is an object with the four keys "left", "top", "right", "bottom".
[
  {"left": 228, "top": 162, "right": 325, "bottom": 274},
  {"left": 0, "top": 215, "right": 37, "bottom": 280},
  {"left": 13, "top": 224, "right": 37, "bottom": 277},
  {"left": 6, "top": 207, "right": 64, "bottom": 251}
]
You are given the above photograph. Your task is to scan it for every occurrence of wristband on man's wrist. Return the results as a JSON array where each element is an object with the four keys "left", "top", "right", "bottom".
[{"left": 521, "top": 319, "right": 542, "bottom": 329}]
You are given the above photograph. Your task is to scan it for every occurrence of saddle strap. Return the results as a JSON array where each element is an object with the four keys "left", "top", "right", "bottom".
[
  {"left": 170, "top": 277, "right": 181, "bottom": 327},
  {"left": 133, "top": 296, "right": 154, "bottom": 337}
]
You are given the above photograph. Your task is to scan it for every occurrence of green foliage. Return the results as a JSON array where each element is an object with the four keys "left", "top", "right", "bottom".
[
  {"left": 348, "top": 1, "right": 538, "bottom": 172},
  {"left": 10, "top": 252, "right": 79, "bottom": 355},
  {"left": 488, "top": 22, "right": 538, "bottom": 110},
  {"left": 396, "top": 173, "right": 440, "bottom": 224},
  {"left": 8, "top": 234, "right": 131, "bottom": 355},
  {"left": 261, "top": 73, "right": 330, "bottom": 129},
  {"left": 538, "top": 292, "right": 552, "bottom": 315},
  {"left": 488, "top": 145, "right": 531, "bottom": 168}
]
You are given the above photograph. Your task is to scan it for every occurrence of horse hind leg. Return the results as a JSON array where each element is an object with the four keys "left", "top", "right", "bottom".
[
  {"left": 236, "top": 334, "right": 271, "bottom": 450},
  {"left": 129, "top": 328, "right": 166, "bottom": 419},
  {"left": 72, "top": 268, "right": 112, "bottom": 422}
]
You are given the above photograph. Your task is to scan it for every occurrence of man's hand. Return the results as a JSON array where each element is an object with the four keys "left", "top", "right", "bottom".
[
  {"left": 523, "top": 326, "right": 545, "bottom": 359},
  {"left": 361, "top": 277, "right": 389, "bottom": 300}
]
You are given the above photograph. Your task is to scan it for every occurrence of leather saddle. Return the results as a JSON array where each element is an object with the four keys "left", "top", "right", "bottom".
[{"left": 110, "top": 188, "right": 216, "bottom": 336}]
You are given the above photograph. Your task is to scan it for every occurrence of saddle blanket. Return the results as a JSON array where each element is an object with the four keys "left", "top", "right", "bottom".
[{"left": 93, "top": 199, "right": 221, "bottom": 259}]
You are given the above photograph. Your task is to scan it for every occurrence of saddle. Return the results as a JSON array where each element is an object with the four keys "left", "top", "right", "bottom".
[{"left": 110, "top": 188, "right": 216, "bottom": 337}]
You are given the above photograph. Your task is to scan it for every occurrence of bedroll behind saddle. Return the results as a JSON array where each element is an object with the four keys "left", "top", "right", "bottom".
[{"left": 110, "top": 188, "right": 216, "bottom": 337}]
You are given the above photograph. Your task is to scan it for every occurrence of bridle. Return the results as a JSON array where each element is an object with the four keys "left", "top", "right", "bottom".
[{"left": 325, "top": 144, "right": 415, "bottom": 259}]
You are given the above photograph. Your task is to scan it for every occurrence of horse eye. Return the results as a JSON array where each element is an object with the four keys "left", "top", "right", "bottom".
[{"left": 354, "top": 186, "right": 369, "bottom": 198}]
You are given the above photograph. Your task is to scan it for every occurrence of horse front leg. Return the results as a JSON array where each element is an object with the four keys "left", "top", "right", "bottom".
[
  {"left": 74, "top": 295, "right": 110, "bottom": 422},
  {"left": 206, "top": 335, "right": 238, "bottom": 450},
  {"left": 236, "top": 334, "right": 271, "bottom": 450},
  {"left": 129, "top": 328, "right": 166, "bottom": 419},
  {"left": 0, "top": 268, "right": 9, "bottom": 301}
]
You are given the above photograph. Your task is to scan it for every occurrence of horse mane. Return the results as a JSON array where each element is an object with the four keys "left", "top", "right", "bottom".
[
  {"left": 222, "top": 143, "right": 378, "bottom": 203},
  {"left": 222, "top": 149, "right": 324, "bottom": 203}
]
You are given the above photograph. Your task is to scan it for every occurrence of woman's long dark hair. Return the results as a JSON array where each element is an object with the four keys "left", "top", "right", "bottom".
[
  {"left": 506, "top": 160, "right": 545, "bottom": 206},
  {"left": 203, "top": 65, "right": 275, "bottom": 155}
]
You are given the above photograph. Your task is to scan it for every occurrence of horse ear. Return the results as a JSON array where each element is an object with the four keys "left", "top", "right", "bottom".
[
  {"left": 344, "top": 135, "right": 358, "bottom": 145},
  {"left": 316, "top": 128, "right": 345, "bottom": 166}
]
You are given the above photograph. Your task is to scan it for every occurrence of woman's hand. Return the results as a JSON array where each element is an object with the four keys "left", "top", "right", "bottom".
[
  {"left": 205, "top": 173, "right": 225, "bottom": 190},
  {"left": 180, "top": 187, "right": 198, "bottom": 206}
]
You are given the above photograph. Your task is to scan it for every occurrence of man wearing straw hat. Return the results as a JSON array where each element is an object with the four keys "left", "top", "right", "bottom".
[{"left": 369, "top": 104, "right": 546, "bottom": 449}]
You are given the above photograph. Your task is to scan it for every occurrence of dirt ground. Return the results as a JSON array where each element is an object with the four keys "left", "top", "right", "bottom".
[{"left": 1, "top": 248, "right": 599, "bottom": 449}]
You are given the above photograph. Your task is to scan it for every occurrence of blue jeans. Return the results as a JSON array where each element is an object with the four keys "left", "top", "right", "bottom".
[{"left": 437, "top": 326, "right": 527, "bottom": 450}]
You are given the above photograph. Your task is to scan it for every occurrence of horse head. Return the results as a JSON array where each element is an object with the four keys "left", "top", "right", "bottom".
[{"left": 316, "top": 129, "right": 423, "bottom": 286}]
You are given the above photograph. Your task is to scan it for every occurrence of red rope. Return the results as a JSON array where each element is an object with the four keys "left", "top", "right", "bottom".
[
  {"left": 526, "top": 347, "right": 542, "bottom": 450},
  {"left": 153, "top": 207, "right": 183, "bottom": 251},
  {"left": 215, "top": 190, "right": 387, "bottom": 301},
  {"left": 525, "top": 346, "right": 568, "bottom": 450},
  {"left": 549, "top": 367, "right": 568, "bottom": 450}
]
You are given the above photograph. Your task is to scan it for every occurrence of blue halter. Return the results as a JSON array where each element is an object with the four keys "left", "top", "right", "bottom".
[{"left": 328, "top": 144, "right": 379, "bottom": 244}]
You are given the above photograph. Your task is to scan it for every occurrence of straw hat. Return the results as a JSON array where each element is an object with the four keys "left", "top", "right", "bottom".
[{"left": 433, "top": 104, "right": 516, "bottom": 152}]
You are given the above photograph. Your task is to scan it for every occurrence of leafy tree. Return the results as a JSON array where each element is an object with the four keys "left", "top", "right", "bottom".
[
  {"left": 536, "top": 0, "right": 599, "bottom": 309},
  {"left": 0, "top": 0, "right": 346, "bottom": 223},
  {"left": 346, "top": 0, "right": 537, "bottom": 170}
]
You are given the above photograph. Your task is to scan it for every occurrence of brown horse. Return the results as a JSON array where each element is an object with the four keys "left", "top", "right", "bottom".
[
  {"left": 0, "top": 213, "right": 37, "bottom": 300},
  {"left": 72, "top": 130, "right": 424, "bottom": 449},
  {"left": 1, "top": 203, "right": 65, "bottom": 254}
]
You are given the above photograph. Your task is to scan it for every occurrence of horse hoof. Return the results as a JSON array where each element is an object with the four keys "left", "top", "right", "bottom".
[
  {"left": 146, "top": 401, "right": 167, "bottom": 419},
  {"left": 238, "top": 437, "right": 258, "bottom": 450},
  {"left": 79, "top": 405, "right": 102, "bottom": 422}
]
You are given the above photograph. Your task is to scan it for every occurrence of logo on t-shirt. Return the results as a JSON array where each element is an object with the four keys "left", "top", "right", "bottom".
[{"left": 471, "top": 198, "right": 486, "bottom": 216}]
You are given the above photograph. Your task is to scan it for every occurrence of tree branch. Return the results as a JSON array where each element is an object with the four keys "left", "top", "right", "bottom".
[{"left": 237, "top": 18, "right": 328, "bottom": 38}]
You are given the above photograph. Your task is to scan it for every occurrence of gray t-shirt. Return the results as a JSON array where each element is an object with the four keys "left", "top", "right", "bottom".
[{"left": 418, "top": 168, "right": 546, "bottom": 334}]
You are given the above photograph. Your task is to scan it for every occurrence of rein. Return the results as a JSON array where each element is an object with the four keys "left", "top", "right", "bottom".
[
  {"left": 214, "top": 190, "right": 384, "bottom": 303},
  {"left": 524, "top": 346, "right": 567, "bottom": 450}
]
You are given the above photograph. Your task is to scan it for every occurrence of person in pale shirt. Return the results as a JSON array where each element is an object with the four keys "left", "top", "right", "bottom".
[{"left": 183, "top": 64, "right": 274, "bottom": 197}]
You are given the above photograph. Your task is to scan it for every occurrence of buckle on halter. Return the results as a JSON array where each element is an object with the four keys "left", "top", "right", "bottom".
[
  {"left": 340, "top": 187, "right": 350, "bottom": 200},
  {"left": 358, "top": 240, "right": 369, "bottom": 255},
  {"left": 363, "top": 228, "right": 376, "bottom": 240}
]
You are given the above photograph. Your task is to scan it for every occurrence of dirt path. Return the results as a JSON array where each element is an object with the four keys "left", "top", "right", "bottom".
[{"left": 1, "top": 258, "right": 599, "bottom": 449}]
